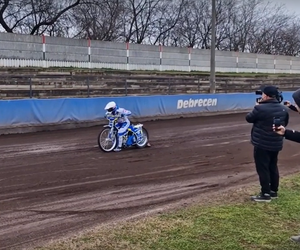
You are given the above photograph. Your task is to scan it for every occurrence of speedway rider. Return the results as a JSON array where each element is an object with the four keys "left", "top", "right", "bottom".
[{"left": 104, "top": 101, "right": 132, "bottom": 152}]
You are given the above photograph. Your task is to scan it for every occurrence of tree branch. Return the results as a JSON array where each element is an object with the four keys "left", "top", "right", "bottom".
[
  {"left": 30, "top": 0, "right": 80, "bottom": 35},
  {"left": 0, "top": 0, "right": 12, "bottom": 32}
]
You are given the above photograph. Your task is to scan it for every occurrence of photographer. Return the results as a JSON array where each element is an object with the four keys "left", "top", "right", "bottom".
[
  {"left": 245, "top": 85, "right": 289, "bottom": 202},
  {"left": 273, "top": 88, "right": 300, "bottom": 244},
  {"left": 273, "top": 125, "right": 300, "bottom": 244}
]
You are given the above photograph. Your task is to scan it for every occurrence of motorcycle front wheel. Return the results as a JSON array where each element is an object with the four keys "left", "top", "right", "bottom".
[{"left": 98, "top": 127, "right": 117, "bottom": 152}]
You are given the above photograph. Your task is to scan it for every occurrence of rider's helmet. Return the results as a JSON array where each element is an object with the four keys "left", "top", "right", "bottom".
[{"left": 104, "top": 101, "right": 117, "bottom": 113}]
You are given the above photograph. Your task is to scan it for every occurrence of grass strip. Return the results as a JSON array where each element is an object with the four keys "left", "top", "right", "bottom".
[
  {"left": 37, "top": 174, "right": 300, "bottom": 250},
  {"left": 3, "top": 66, "right": 300, "bottom": 77}
]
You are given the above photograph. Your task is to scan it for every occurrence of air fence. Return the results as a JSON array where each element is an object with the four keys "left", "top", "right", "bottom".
[
  {"left": 0, "top": 91, "right": 295, "bottom": 134},
  {"left": 0, "top": 32, "right": 299, "bottom": 73}
]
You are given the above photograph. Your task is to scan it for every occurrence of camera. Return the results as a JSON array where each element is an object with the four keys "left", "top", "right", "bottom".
[
  {"left": 255, "top": 88, "right": 283, "bottom": 103},
  {"left": 255, "top": 90, "right": 263, "bottom": 103},
  {"left": 255, "top": 90, "right": 263, "bottom": 95}
]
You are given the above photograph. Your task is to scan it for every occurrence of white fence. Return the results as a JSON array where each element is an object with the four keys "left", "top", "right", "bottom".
[{"left": 0, "top": 32, "right": 299, "bottom": 73}]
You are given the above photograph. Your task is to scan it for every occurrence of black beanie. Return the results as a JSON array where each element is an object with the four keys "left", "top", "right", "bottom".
[
  {"left": 262, "top": 85, "right": 279, "bottom": 97},
  {"left": 292, "top": 88, "right": 300, "bottom": 107}
]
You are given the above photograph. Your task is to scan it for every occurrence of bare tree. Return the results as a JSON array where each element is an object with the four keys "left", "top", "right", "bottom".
[
  {"left": 71, "top": 0, "right": 124, "bottom": 40},
  {"left": 274, "top": 22, "right": 300, "bottom": 56},
  {"left": 1, "top": 0, "right": 300, "bottom": 56},
  {"left": 148, "top": 0, "right": 186, "bottom": 45},
  {"left": 246, "top": 2, "right": 294, "bottom": 54},
  {"left": 212, "top": 0, "right": 296, "bottom": 55},
  {"left": 0, "top": 0, "right": 80, "bottom": 35},
  {"left": 169, "top": 0, "right": 205, "bottom": 48},
  {"left": 170, "top": 0, "right": 234, "bottom": 49},
  {"left": 121, "top": 0, "right": 161, "bottom": 44},
  {"left": 215, "top": 0, "right": 242, "bottom": 51}
]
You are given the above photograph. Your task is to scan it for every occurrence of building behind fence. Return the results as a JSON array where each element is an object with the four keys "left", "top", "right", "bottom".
[{"left": 0, "top": 32, "right": 299, "bottom": 73}]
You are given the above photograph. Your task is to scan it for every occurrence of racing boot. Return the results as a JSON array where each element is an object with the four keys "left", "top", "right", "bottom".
[{"left": 114, "top": 135, "right": 123, "bottom": 152}]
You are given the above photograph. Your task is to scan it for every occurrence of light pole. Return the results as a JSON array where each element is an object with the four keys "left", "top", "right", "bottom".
[{"left": 210, "top": 0, "right": 216, "bottom": 93}]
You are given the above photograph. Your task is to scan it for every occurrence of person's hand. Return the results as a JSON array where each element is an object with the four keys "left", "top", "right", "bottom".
[
  {"left": 284, "top": 100, "right": 291, "bottom": 107},
  {"left": 273, "top": 125, "right": 285, "bottom": 135},
  {"left": 295, "top": 104, "right": 300, "bottom": 113},
  {"left": 105, "top": 112, "right": 113, "bottom": 118},
  {"left": 256, "top": 97, "right": 264, "bottom": 105}
]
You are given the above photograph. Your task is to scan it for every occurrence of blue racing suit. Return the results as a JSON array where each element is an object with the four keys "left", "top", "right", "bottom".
[{"left": 106, "top": 107, "right": 132, "bottom": 148}]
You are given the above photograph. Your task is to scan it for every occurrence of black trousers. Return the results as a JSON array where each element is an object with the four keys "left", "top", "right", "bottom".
[{"left": 253, "top": 146, "right": 279, "bottom": 194}]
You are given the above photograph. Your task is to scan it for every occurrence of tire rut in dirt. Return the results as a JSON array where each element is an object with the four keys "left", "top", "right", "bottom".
[{"left": 2, "top": 112, "right": 300, "bottom": 250}]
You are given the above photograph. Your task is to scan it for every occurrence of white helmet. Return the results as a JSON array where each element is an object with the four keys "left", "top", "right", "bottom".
[{"left": 104, "top": 101, "right": 117, "bottom": 112}]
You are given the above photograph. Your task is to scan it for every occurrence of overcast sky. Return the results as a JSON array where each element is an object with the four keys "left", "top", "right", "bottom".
[{"left": 270, "top": 0, "right": 300, "bottom": 16}]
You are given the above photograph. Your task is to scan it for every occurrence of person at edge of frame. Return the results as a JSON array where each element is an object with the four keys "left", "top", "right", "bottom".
[
  {"left": 245, "top": 85, "right": 289, "bottom": 202},
  {"left": 273, "top": 87, "right": 300, "bottom": 245},
  {"left": 284, "top": 88, "right": 300, "bottom": 113}
]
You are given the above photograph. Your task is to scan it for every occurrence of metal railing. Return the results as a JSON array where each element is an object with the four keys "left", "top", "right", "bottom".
[{"left": 0, "top": 74, "right": 299, "bottom": 99}]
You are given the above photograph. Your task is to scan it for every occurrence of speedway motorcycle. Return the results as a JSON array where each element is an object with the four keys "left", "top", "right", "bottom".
[{"left": 97, "top": 114, "right": 149, "bottom": 152}]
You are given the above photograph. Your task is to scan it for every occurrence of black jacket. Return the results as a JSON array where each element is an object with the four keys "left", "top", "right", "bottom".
[
  {"left": 245, "top": 99, "right": 289, "bottom": 151},
  {"left": 293, "top": 88, "right": 300, "bottom": 107},
  {"left": 289, "top": 105, "right": 298, "bottom": 112},
  {"left": 285, "top": 129, "right": 300, "bottom": 143}
]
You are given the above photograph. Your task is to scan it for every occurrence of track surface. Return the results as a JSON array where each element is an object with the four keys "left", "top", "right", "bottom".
[{"left": 1, "top": 112, "right": 300, "bottom": 250}]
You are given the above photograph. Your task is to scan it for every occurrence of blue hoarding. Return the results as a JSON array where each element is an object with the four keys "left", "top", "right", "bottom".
[{"left": 0, "top": 92, "right": 295, "bottom": 128}]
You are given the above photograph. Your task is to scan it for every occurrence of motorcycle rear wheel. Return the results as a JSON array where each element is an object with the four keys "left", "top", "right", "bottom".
[{"left": 135, "top": 127, "right": 149, "bottom": 148}]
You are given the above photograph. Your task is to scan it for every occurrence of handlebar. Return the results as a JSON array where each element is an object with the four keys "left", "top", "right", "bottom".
[{"left": 105, "top": 114, "right": 118, "bottom": 128}]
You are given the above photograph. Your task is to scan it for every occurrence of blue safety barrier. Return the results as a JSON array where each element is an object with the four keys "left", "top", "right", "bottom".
[{"left": 0, "top": 92, "right": 296, "bottom": 128}]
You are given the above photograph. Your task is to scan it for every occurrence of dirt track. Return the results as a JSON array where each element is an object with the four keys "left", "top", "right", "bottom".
[{"left": 1, "top": 112, "right": 300, "bottom": 250}]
